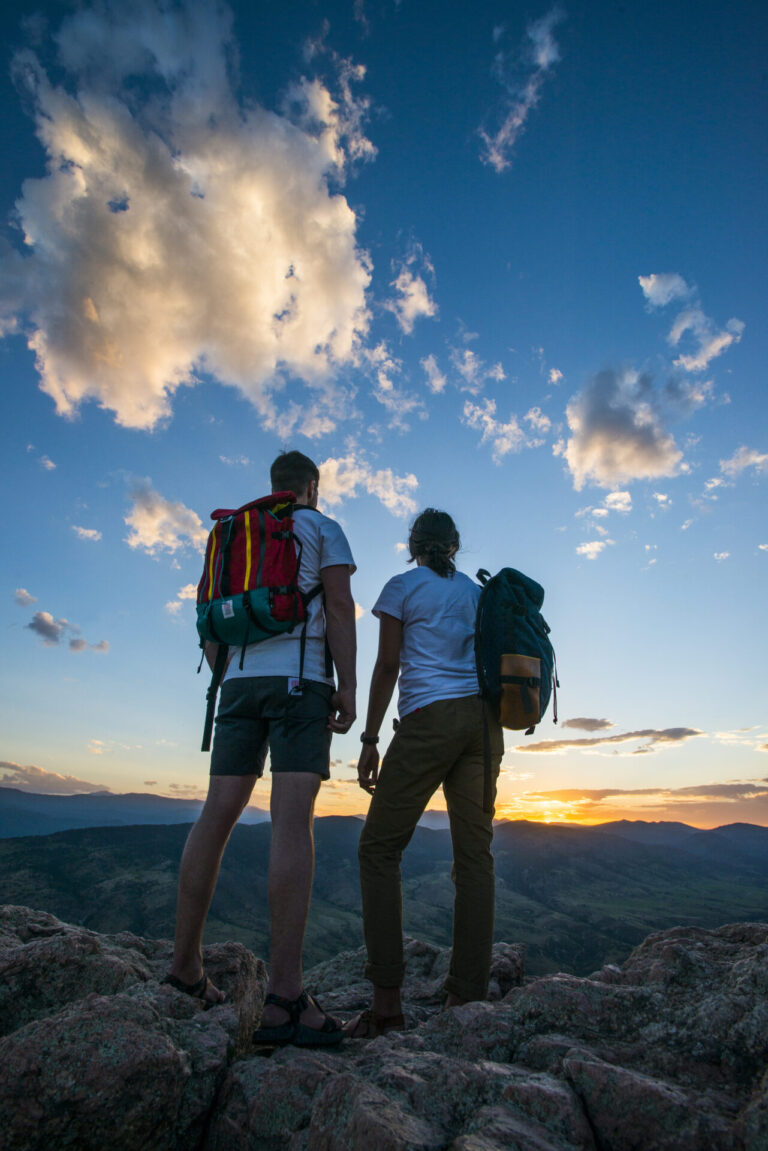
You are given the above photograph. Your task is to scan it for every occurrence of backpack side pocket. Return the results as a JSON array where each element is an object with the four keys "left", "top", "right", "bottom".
[{"left": 499, "top": 654, "right": 541, "bottom": 729}]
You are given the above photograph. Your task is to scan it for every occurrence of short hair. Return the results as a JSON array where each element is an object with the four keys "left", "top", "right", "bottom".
[
  {"left": 408, "top": 508, "right": 460, "bottom": 578},
  {"left": 270, "top": 451, "right": 320, "bottom": 496}
]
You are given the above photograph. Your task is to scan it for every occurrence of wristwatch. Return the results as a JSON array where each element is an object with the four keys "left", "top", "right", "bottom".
[{"left": 360, "top": 734, "right": 379, "bottom": 745}]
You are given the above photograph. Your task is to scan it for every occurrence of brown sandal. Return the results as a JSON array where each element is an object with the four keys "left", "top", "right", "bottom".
[{"left": 343, "top": 1008, "right": 405, "bottom": 1039}]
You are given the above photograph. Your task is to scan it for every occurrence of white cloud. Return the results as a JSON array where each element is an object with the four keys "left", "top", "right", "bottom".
[
  {"left": 354, "top": 602, "right": 365, "bottom": 620},
  {"left": 479, "top": 8, "right": 565, "bottom": 173},
  {"left": 72, "top": 525, "right": 102, "bottom": 541},
  {"left": 1, "top": 2, "right": 373, "bottom": 432},
  {"left": 638, "top": 273, "right": 692, "bottom": 309},
  {"left": 319, "top": 454, "right": 419, "bottom": 518},
  {"left": 39, "top": 455, "right": 57, "bottom": 471},
  {"left": 0, "top": 759, "right": 111, "bottom": 794},
  {"left": 559, "top": 369, "right": 683, "bottom": 490},
  {"left": 124, "top": 480, "right": 208, "bottom": 555},
  {"left": 450, "top": 347, "right": 505, "bottom": 393},
  {"left": 668, "top": 309, "right": 744, "bottom": 373},
  {"left": 394, "top": 541, "right": 408, "bottom": 553},
  {"left": 576, "top": 539, "right": 614, "bottom": 560},
  {"left": 14, "top": 588, "right": 37, "bottom": 606},
  {"left": 714, "top": 552, "right": 730, "bottom": 562},
  {"left": 463, "top": 398, "right": 526, "bottom": 462},
  {"left": 166, "top": 581, "right": 198, "bottom": 615},
  {"left": 421, "top": 353, "right": 446, "bottom": 394},
  {"left": 652, "top": 492, "right": 670, "bottom": 506},
  {"left": 603, "top": 491, "right": 632, "bottom": 513},
  {"left": 524, "top": 406, "right": 551, "bottom": 435},
  {"left": 365, "top": 342, "right": 425, "bottom": 431},
  {"left": 219, "top": 455, "right": 251, "bottom": 467},
  {"left": 27, "top": 611, "right": 68, "bottom": 645},
  {"left": 385, "top": 249, "right": 437, "bottom": 335},
  {"left": 759, "top": 544, "right": 768, "bottom": 552},
  {"left": 25, "top": 609, "right": 108, "bottom": 651},
  {"left": 548, "top": 368, "right": 563, "bottom": 385},
  {"left": 719, "top": 446, "right": 768, "bottom": 478}
]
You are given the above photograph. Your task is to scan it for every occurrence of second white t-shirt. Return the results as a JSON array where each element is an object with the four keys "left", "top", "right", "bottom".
[{"left": 372, "top": 566, "right": 480, "bottom": 717}]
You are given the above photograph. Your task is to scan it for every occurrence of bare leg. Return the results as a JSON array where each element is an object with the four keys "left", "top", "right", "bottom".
[
  {"left": 259, "top": 772, "right": 329, "bottom": 1028},
  {"left": 170, "top": 774, "right": 257, "bottom": 1001}
]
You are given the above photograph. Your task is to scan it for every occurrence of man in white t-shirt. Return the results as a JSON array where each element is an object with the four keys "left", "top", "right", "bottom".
[{"left": 165, "top": 452, "right": 356, "bottom": 1046}]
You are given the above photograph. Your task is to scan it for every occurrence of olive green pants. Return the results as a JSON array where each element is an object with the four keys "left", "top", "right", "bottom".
[{"left": 358, "top": 694, "right": 504, "bottom": 1003}]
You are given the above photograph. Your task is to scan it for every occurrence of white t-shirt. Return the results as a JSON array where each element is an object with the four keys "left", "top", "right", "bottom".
[
  {"left": 223, "top": 506, "right": 355, "bottom": 685},
  {"left": 372, "top": 566, "right": 480, "bottom": 717}
]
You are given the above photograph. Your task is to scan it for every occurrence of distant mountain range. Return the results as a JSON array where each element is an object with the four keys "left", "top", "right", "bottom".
[
  {"left": 2, "top": 810, "right": 767, "bottom": 977},
  {"left": 0, "top": 787, "right": 269, "bottom": 838}
]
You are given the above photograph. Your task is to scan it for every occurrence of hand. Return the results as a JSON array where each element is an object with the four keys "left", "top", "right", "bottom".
[
  {"left": 328, "top": 686, "right": 356, "bottom": 733},
  {"left": 357, "top": 744, "right": 380, "bottom": 794}
]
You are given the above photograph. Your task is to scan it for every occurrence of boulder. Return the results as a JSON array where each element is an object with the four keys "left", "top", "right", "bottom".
[{"left": 3, "top": 906, "right": 768, "bottom": 1151}]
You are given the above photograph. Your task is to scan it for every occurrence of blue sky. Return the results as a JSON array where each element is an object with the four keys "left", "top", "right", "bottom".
[{"left": 1, "top": 0, "right": 766, "bottom": 825}]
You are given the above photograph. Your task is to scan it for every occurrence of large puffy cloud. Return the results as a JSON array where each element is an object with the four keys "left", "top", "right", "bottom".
[
  {"left": 1, "top": 0, "right": 372, "bottom": 431},
  {"left": 0, "top": 759, "right": 112, "bottom": 794},
  {"left": 558, "top": 369, "right": 683, "bottom": 490},
  {"left": 124, "top": 480, "right": 208, "bottom": 554},
  {"left": 479, "top": 8, "right": 565, "bottom": 173},
  {"left": 319, "top": 454, "right": 419, "bottom": 518}
]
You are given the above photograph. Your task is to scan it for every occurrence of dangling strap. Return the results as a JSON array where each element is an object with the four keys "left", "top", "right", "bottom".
[
  {"left": 201, "top": 644, "right": 229, "bottom": 753},
  {"left": 482, "top": 708, "right": 493, "bottom": 815}
]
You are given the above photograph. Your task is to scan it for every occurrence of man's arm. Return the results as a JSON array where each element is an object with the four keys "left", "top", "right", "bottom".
[{"left": 321, "top": 564, "right": 357, "bottom": 733}]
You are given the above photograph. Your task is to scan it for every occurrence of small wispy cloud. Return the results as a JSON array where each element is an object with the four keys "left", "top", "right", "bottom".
[
  {"left": 560, "top": 717, "right": 614, "bottom": 732},
  {"left": 219, "top": 455, "right": 251, "bottom": 467},
  {"left": 14, "top": 588, "right": 37, "bottom": 607},
  {"left": 639, "top": 275, "right": 744, "bottom": 375},
  {"left": 638, "top": 273, "right": 693, "bottom": 309},
  {"left": 576, "top": 539, "right": 614, "bottom": 561},
  {"left": 719, "top": 446, "right": 768, "bottom": 479},
  {"left": 165, "top": 582, "right": 198, "bottom": 616},
  {"left": 385, "top": 246, "right": 437, "bottom": 335},
  {"left": 421, "top": 353, "right": 447, "bottom": 394},
  {"left": 463, "top": 398, "right": 525, "bottom": 462},
  {"left": 516, "top": 726, "right": 704, "bottom": 754},
  {"left": 450, "top": 347, "right": 506, "bottom": 393},
  {"left": 479, "top": 8, "right": 565, "bottom": 173},
  {"left": 25, "top": 609, "right": 108, "bottom": 652},
  {"left": 669, "top": 310, "right": 744, "bottom": 373},
  {"left": 72, "top": 525, "right": 102, "bottom": 541}
]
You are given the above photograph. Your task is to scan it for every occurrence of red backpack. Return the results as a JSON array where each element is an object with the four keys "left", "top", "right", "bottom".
[{"left": 196, "top": 492, "right": 322, "bottom": 750}]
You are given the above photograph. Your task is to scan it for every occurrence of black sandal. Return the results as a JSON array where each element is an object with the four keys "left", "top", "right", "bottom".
[
  {"left": 253, "top": 990, "right": 344, "bottom": 1047},
  {"left": 162, "top": 971, "right": 224, "bottom": 1008}
]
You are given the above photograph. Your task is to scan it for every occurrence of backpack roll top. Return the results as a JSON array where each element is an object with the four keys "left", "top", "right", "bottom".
[{"left": 196, "top": 491, "right": 305, "bottom": 647}]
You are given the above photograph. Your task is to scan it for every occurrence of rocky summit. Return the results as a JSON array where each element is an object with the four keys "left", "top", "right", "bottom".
[{"left": 2, "top": 906, "right": 767, "bottom": 1150}]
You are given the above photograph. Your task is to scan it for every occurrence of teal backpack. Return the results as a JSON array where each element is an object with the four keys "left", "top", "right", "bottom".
[{"left": 475, "top": 567, "right": 559, "bottom": 811}]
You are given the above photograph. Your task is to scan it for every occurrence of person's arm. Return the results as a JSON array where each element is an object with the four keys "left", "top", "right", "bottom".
[
  {"left": 321, "top": 563, "right": 357, "bottom": 733},
  {"left": 357, "top": 612, "right": 402, "bottom": 794}
]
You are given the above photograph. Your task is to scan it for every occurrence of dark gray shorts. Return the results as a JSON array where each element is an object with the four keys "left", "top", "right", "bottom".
[{"left": 210, "top": 677, "right": 333, "bottom": 779}]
